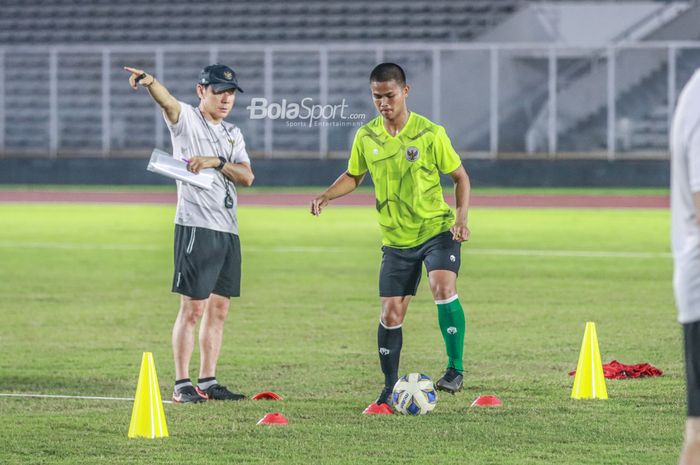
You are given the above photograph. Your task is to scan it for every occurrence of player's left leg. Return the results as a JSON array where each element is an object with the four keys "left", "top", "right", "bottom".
[
  {"left": 198, "top": 293, "right": 229, "bottom": 379},
  {"left": 195, "top": 293, "right": 245, "bottom": 400},
  {"left": 423, "top": 231, "right": 465, "bottom": 393},
  {"left": 196, "top": 232, "right": 245, "bottom": 401},
  {"left": 681, "top": 418, "right": 700, "bottom": 465},
  {"left": 429, "top": 270, "right": 466, "bottom": 393},
  {"left": 680, "top": 321, "right": 700, "bottom": 465}
]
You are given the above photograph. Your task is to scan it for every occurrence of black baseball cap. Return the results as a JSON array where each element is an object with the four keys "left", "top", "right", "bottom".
[{"left": 198, "top": 64, "right": 244, "bottom": 93}]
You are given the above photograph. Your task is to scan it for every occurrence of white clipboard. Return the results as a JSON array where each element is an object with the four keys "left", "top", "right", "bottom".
[{"left": 147, "top": 148, "right": 215, "bottom": 190}]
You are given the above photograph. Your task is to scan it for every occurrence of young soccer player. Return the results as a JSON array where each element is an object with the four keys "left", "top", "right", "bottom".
[{"left": 311, "top": 63, "right": 471, "bottom": 414}]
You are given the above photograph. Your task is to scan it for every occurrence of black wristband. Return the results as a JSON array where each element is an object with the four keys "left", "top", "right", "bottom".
[
  {"left": 215, "top": 156, "right": 226, "bottom": 171},
  {"left": 135, "top": 72, "right": 154, "bottom": 87}
]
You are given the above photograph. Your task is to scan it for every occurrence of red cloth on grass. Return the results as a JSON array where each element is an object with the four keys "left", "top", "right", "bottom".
[{"left": 568, "top": 360, "right": 662, "bottom": 379}]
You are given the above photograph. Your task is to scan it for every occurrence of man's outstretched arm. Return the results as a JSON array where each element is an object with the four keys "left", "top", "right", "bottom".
[
  {"left": 124, "top": 66, "right": 181, "bottom": 125},
  {"left": 310, "top": 172, "right": 365, "bottom": 216}
]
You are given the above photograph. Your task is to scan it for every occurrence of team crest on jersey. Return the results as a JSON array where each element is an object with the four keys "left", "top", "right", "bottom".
[
  {"left": 223, "top": 70, "right": 234, "bottom": 80},
  {"left": 406, "top": 146, "right": 419, "bottom": 162}
]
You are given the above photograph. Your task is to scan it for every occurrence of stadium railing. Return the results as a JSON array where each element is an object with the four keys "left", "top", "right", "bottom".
[{"left": 1, "top": 41, "right": 699, "bottom": 160}]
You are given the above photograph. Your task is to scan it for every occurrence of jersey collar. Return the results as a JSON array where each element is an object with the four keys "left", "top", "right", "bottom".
[{"left": 381, "top": 111, "right": 413, "bottom": 139}]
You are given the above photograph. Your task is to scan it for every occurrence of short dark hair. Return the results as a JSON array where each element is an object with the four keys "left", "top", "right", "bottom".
[{"left": 370, "top": 63, "right": 406, "bottom": 86}]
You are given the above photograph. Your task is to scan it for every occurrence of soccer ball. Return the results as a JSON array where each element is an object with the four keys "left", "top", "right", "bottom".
[{"left": 392, "top": 373, "right": 438, "bottom": 415}]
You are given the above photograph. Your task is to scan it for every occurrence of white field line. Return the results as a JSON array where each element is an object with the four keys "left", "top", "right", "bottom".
[
  {"left": 0, "top": 241, "right": 162, "bottom": 251},
  {"left": 0, "top": 393, "right": 173, "bottom": 404},
  {"left": 0, "top": 241, "right": 671, "bottom": 259},
  {"left": 466, "top": 248, "right": 671, "bottom": 259}
]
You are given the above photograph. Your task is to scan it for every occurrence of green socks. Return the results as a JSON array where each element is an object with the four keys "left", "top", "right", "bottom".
[{"left": 436, "top": 295, "right": 466, "bottom": 372}]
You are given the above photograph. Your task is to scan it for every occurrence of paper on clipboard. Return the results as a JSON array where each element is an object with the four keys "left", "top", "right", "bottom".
[{"left": 147, "top": 148, "right": 215, "bottom": 190}]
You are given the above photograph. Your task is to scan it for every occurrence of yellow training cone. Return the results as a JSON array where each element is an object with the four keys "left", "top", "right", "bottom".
[
  {"left": 128, "top": 352, "right": 169, "bottom": 438},
  {"left": 571, "top": 322, "right": 608, "bottom": 400}
]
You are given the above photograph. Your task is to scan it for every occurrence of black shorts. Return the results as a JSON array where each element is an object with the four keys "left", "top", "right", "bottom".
[
  {"left": 685, "top": 321, "right": 700, "bottom": 416},
  {"left": 379, "top": 231, "right": 461, "bottom": 297},
  {"left": 172, "top": 225, "right": 241, "bottom": 300}
]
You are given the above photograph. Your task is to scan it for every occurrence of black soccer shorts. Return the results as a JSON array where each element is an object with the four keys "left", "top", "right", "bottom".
[
  {"left": 379, "top": 230, "right": 461, "bottom": 297},
  {"left": 172, "top": 225, "right": 241, "bottom": 300}
]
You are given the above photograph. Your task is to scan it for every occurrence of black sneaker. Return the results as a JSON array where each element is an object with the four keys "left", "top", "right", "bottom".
[
  {"left": 376, "top": 386, "right": 393, "bottom": 406},
  {"left": 196, "top": 384, "right": 246, "bottom": 401},
  {"left": 362, "top": 387, "right": 395, "bottom": 414},
  {"left": 436, "top": 368, "right": 464, "bottom": 394},
  {"left": 172, "top": 385, "right": 206, "bottom": 403}
]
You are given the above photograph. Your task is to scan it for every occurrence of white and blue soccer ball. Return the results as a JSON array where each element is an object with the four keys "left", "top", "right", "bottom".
[{"left": 392, "top": 373, "right": 438, "bottom": 415}]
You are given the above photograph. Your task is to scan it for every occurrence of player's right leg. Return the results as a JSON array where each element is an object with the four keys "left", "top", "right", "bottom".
[
  {"left": 680, "top": 321, "right": 700, "bottom": 465},
  {"left": 363, "top": 246, "right": 421, "bottom": 415},
  {"left": 423, "top": 231, "right": 465, "bottom": 394},
  {"left": 172, "top": 296, "right": 207, "bottom": 403}
]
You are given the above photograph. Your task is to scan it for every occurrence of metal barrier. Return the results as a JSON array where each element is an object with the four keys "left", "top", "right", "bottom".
[{"left": 1, "top": 41, "right": 699, "bottom": 159}]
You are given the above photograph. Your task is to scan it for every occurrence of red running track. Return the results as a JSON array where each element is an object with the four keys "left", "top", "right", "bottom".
[{"left": 0, "top": 191, "right": 669, "bottom": 208}]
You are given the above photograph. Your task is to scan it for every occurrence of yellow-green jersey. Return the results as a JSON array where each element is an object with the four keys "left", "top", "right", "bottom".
[{"left": 347, "top": 112, "right": 462, "bottom": 248}]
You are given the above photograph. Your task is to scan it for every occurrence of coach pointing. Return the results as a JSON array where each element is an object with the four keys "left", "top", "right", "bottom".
[{"left": 125, "top": 64, "right": 254, "bottom": 403}]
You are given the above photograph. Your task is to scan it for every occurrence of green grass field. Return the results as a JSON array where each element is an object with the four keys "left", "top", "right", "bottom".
[{"left": 0, "top": 201, "right": 681, "bottom": 464}]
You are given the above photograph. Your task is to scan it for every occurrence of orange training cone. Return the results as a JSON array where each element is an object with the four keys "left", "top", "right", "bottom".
[
  {"left": 252, "top": 391, "right": 283, "bottom": 400},
  {"left": 571, "top": 322, "right": 608, "bottom": 400},
  {"left": 471, "top": 395, "right": 502, "bottom": 407},
  {"left": 128, "top": 352, "right": 169, "bottom": 438},
  {"left": 257, "top": 413, "right": 289, "bottom": 425}
]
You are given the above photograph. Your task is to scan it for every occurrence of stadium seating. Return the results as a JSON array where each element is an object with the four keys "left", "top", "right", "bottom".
[
  {"left": 0, "top": 0, "right": 522, "bottom": 156},
  {"left": 0, "top": 0, "right": 693, "bottom": 157},
  {"left": 560, "top": 49, "right": 700, "bottom": 153},
  {"left": 0, "top": 0, "right": 517, "bottom": 44}
]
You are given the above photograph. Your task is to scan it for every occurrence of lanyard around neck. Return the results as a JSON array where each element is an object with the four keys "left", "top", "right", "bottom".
[{"left": 196, "top": 108, "right": 234, "bottom": 161}]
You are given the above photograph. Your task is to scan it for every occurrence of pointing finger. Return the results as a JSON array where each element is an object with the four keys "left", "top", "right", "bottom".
[{"left": 123, "top": 66, "right": 143, "bottom": 75}]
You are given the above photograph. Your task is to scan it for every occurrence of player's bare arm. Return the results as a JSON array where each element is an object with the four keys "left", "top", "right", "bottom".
[
  {"left": 449, "top": 165, "right": 471, "bottom": 242},
  {"left": 124, "top": 66, "right": 181, "bottom": 125},
  {"left": 310, "top": 171, "right": 365, "bottom": 216},
  {"left": 186, "top": 158, "right": 255, "bottom": 187}
]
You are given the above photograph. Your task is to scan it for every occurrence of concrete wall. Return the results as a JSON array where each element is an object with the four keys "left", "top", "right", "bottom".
[{"left": 0, "top": 158, "right": 669, "bottom": 188}]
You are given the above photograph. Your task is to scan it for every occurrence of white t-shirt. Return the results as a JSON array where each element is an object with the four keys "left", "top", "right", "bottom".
[
  {"left": 164, "top": 101, "right": 251, "bottom": 234},
  {"left": 671, "top": 69, "right": 700, "bottom": 323}
]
